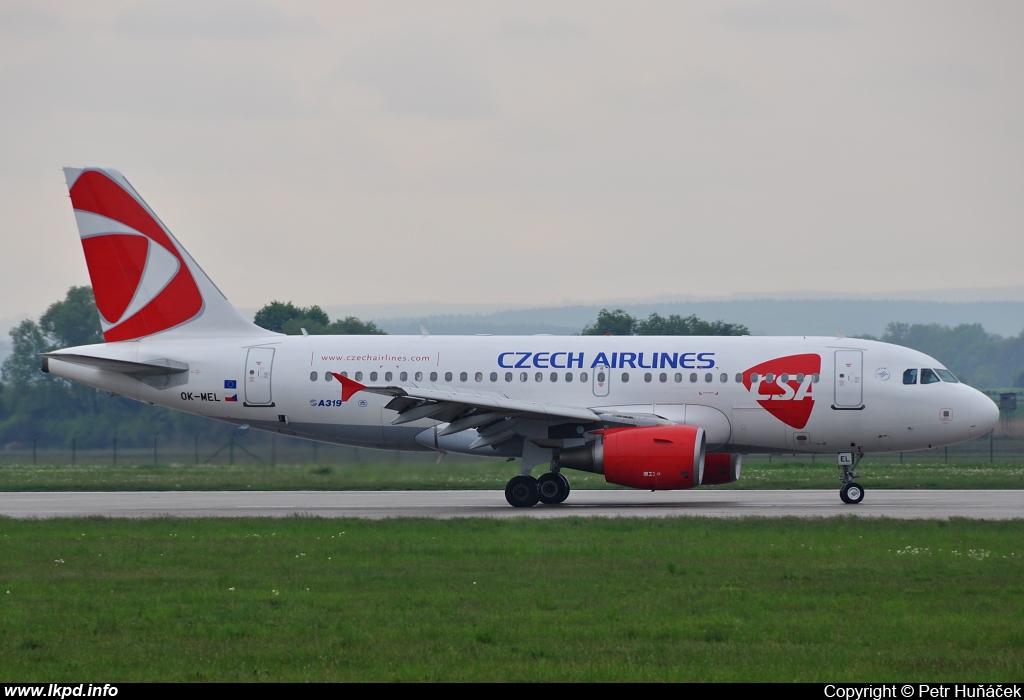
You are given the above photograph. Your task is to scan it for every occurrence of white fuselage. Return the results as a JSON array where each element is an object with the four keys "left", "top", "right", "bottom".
[{"left": 47, "top": 334, "right": 998, "bottom": 458}]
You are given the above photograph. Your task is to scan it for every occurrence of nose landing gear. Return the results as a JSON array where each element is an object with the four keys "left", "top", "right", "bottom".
[{"left": 838, "top": 451, "right": 865, "bottom": 504}]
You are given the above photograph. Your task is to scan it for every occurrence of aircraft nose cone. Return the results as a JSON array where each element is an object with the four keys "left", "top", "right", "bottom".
[{"left": 969, "top": 392, "right": 999, "bottom": 438}]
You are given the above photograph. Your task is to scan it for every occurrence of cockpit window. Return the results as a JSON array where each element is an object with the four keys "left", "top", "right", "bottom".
[
  {"left": 935, "top": 369, "right": 959, "bottom": 383},
  {"left": 921, "top": 368, "right": 941, "bottom": 384},
  {"left": 903, "top": 369, "right": 918, "bottom": 385}
]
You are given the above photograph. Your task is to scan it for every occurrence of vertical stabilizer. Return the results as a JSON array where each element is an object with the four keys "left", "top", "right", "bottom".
[{"left": 63, "top": 167, "right": 272, "bottom": 341}]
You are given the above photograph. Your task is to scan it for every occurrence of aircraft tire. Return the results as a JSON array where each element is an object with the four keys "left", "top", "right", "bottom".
[
  {"left": 505, "top": 475, "right": 540, "bottom": 507},
  {"left": 537, "top": 472, "right": 569, "bottom": 505},
  {"left": 840, "top": 482, "right": 865, "bottom": 505}
]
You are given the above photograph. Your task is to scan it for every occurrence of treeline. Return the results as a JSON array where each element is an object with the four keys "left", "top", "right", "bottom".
[{"left": 2, "top": 289, "right": 1022, "bottom": 449}]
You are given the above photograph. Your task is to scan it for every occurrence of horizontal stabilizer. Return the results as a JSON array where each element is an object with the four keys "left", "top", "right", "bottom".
[{"left": 43, "top": 353, "right": 189, "bottom": 389}]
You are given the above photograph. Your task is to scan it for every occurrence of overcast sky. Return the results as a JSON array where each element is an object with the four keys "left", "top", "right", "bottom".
[{"left": 2, "top": 0, "right": 1022, "bottom": 320}]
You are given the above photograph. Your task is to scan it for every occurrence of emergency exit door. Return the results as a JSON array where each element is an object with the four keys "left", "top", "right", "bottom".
[{"left": 244, "top": 347, "right": 275, "bottom": 406}]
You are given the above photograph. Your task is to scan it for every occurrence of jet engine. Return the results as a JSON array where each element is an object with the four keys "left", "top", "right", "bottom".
[
  {"left": 700, "top": 453, "right": 742, "bottom": 485},
  {"left": 559, "top": 425, "right": 706, "bottom": 490}
]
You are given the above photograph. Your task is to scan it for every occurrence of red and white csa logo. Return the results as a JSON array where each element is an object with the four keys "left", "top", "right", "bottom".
[
  {"left": 70, "top": 171, "right": 202, "bottom": 342},
  {"left": 742, "top": 354, "right": 821, "bottom": 430}
]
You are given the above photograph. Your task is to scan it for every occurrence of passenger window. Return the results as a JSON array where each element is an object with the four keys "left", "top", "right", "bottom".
[
  {"left": 565, "top": 372, "right": 573, "bottom": 382},
  {"left": 460, "top": 372, "right": 468, "bottom": 382},
  {"left": 621, "top": 373, "right": 630, "bottom": 382},
  {"left": 325, "top": 373, "right": 333, "bottom": 382},
  {"left": 385, "top": 372, "right": 393, "bottom": 381},
  {"left": 520, "top": 372, "right": 528, "bottom": 382},
  {"left": 400, "top": 371, "right": 408, "bottom": 382},
  {"left": 490, "top": 372, "right": 498, "bottom": 382},
  {"left": 674, "top": 373, "right": 682, "bottom": 383},
  {"left": 580, "top": 372, "right": 588, "bottom": 382},
  {"left": 414, "top": 372, "right": 423, "bottom": 381},
  {"left": 370, "top": 372, "right": 378, "bottom": 381},
  {"left": 705, "top": 373, "right": 713, "bottom": 383},
  {"left": 750, "top": 373, "right": 759, "bottom": 383},
  {"left": 690, "top": 373, "right": 697, "bottom": 383},
  {"left": 780, "top": 373, "right": 789, "bottom": 383},
  {"left": 644, "top": 373, "right": 652, "bottom": 383},
  {"left": 796, "top": 373, "right": 804, "bottom": 383},
  {"left": 355, "top": 371, "right": 363, "bottom": 381},
  {"left": 535, "top": 372, "right": 543, "bottom": 382},
  {"left": 921, "top": 368, "right": 941, "bottom": 385},
  {"left": 735, "top": 373, "right": 742, "bottom": 383},
  {"left": 430, "top": 372, "right": 438, "bottom": 382},
  {"left": 660, "top": 373, "right": 667, "bottom": 383},
  {"left": 505, "top": 372, "right": 513, "bottom": 382},
  {"left": 597, "top": 371, "right": 606, "bottom": 382},
  {"left": 765, "top": 373, "right": 774, "bottom": 383},
  {"left": 812, "top": 373, "right": 819, "bottom": 383},
  {"left": 475, "top": 372, "right": 483, "bottom": 382},
  {"left": 550, "top": 372, "right": 558, "bottom": 382},
  {"left": 444, "top": 372, "right": 453, "bottom": 382},
  {"left": 720, "top": 373, "right": 728, "bottom": 383},
  {"left": 903, "top": 369, "right": 918, "bottom": 385},
  {"left": 310, "top": 371, "right": 318, "bottom": 381}
]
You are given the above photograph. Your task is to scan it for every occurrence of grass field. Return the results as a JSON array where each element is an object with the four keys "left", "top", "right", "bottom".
[
  {"left": 0, "top": 457, "right": 1022, "bottom": 491},
  {"left": 1, "top": 516, "right": 1022, "bottom": 682}
]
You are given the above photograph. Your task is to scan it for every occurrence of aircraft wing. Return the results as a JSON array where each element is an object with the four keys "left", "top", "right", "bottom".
[{"left": 330, "top": 373, "right": 670, "bottom": 448}]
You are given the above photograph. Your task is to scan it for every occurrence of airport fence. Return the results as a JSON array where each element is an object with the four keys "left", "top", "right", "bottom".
[{"left": 1, "top": 417, "right": 1022, "bottom": 468}]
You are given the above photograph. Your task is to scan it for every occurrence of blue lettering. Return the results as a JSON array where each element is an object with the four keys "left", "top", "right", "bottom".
[
  {"left": 620, "top": 352, "right": 637, "bottom": 369},
  {"left": 591, "top": 352, "right": 611, "bottom": 369},
  {"left": 610, "top": 352, "right": 619, "bottom": 369},
  {"left": 681, "top": 352, "right": 696, "bottom": 369},
  {"left": 567, "top": 352, "right": 584, "bottom": 369},
  {"left": 515, "top": 352, "right": 532, "bottom": 369},
  {"left": 497, "top": 352, "right": 515, "bottom": 369},
  {"left": 318, "top": 400, "right": 325, "bottom": 406},
  {"left": 697, "top": 352, "right": 715, "bottom": 369},
  {"left": 534, "top": 352, "right": 550, "bottom": 368},
  {"left": 659, "top": 352, "right": 678, "bottom": 369},
  {"left": 637, "top": 352, "right": 653, "bottom": 369},
  {"left": 550, "top": 352, "right": 566, "bottom": 369}
]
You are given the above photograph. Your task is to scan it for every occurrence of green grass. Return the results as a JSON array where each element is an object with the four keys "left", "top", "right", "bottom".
[
  {"left": 1, "top": 517, "right": 1022, "bottom": 681},
  {"left": 0, "top": 457, "right": 1023, "bottom": 491}
]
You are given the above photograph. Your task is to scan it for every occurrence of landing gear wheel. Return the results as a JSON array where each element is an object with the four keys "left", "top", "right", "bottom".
[
  {"left": 505, "top": 475, "right": 540, "bottom": 507},
  {"left": 537, "top": 472, "right": 570, "bottom": 505},
  {"left": 840, "top": 482, "right": 865, "bottom": 505}
]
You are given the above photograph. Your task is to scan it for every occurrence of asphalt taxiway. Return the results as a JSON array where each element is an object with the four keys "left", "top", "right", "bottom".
[{"left": 0, "top": 489, "right": 1021, "bottom": 520}]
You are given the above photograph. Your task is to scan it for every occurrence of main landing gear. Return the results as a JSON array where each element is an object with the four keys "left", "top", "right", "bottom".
[
  {"left": 838, "top": 452, "right": 865, "bottom": 504},
  {"left": 505, "top": 472, "right": 570, "bottom": 507}
]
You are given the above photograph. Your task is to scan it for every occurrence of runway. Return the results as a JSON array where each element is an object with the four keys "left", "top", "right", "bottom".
[{"left": 0, "top": 489, "right": 1021, "bottom": 520}]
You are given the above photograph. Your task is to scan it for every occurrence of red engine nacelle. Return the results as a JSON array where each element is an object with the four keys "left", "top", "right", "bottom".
[
  {"left": 700, "top": 453, "right": 742, "bottom": 485},
  {"left": 559, "top": 425, "right": 706, "bottom": 490}
]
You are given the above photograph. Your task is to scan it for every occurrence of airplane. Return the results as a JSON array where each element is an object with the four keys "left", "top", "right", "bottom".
[{"left": 43, "top": 167, "right": 1001, "bottom": 507}]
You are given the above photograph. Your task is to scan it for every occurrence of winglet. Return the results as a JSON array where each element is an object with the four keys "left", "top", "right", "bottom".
[{"left": 332, "top": 373, "right": 366, "bottom": 402}]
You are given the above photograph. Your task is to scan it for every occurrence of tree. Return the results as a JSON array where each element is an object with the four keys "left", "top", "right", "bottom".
[
  {"left": 636, "top": 313, "right": 749, "bottom": 336},
  {"left": 39, "top": 286, "right": 103, "bottom": 348},
  {"left": 581, "top": 309, "right": 637, "bottom": 336},
  {"left": 253, "top": 301, "right": 385, "bottom": 335},
  {"left": 1, "top": 320, "right": 51, "bottom": 386},
  {"left": 326, "top": 316, "right": 386, "bottom": 335},
  {"left": 581, "top": 308, "right": 749, "bottom": 336}
]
